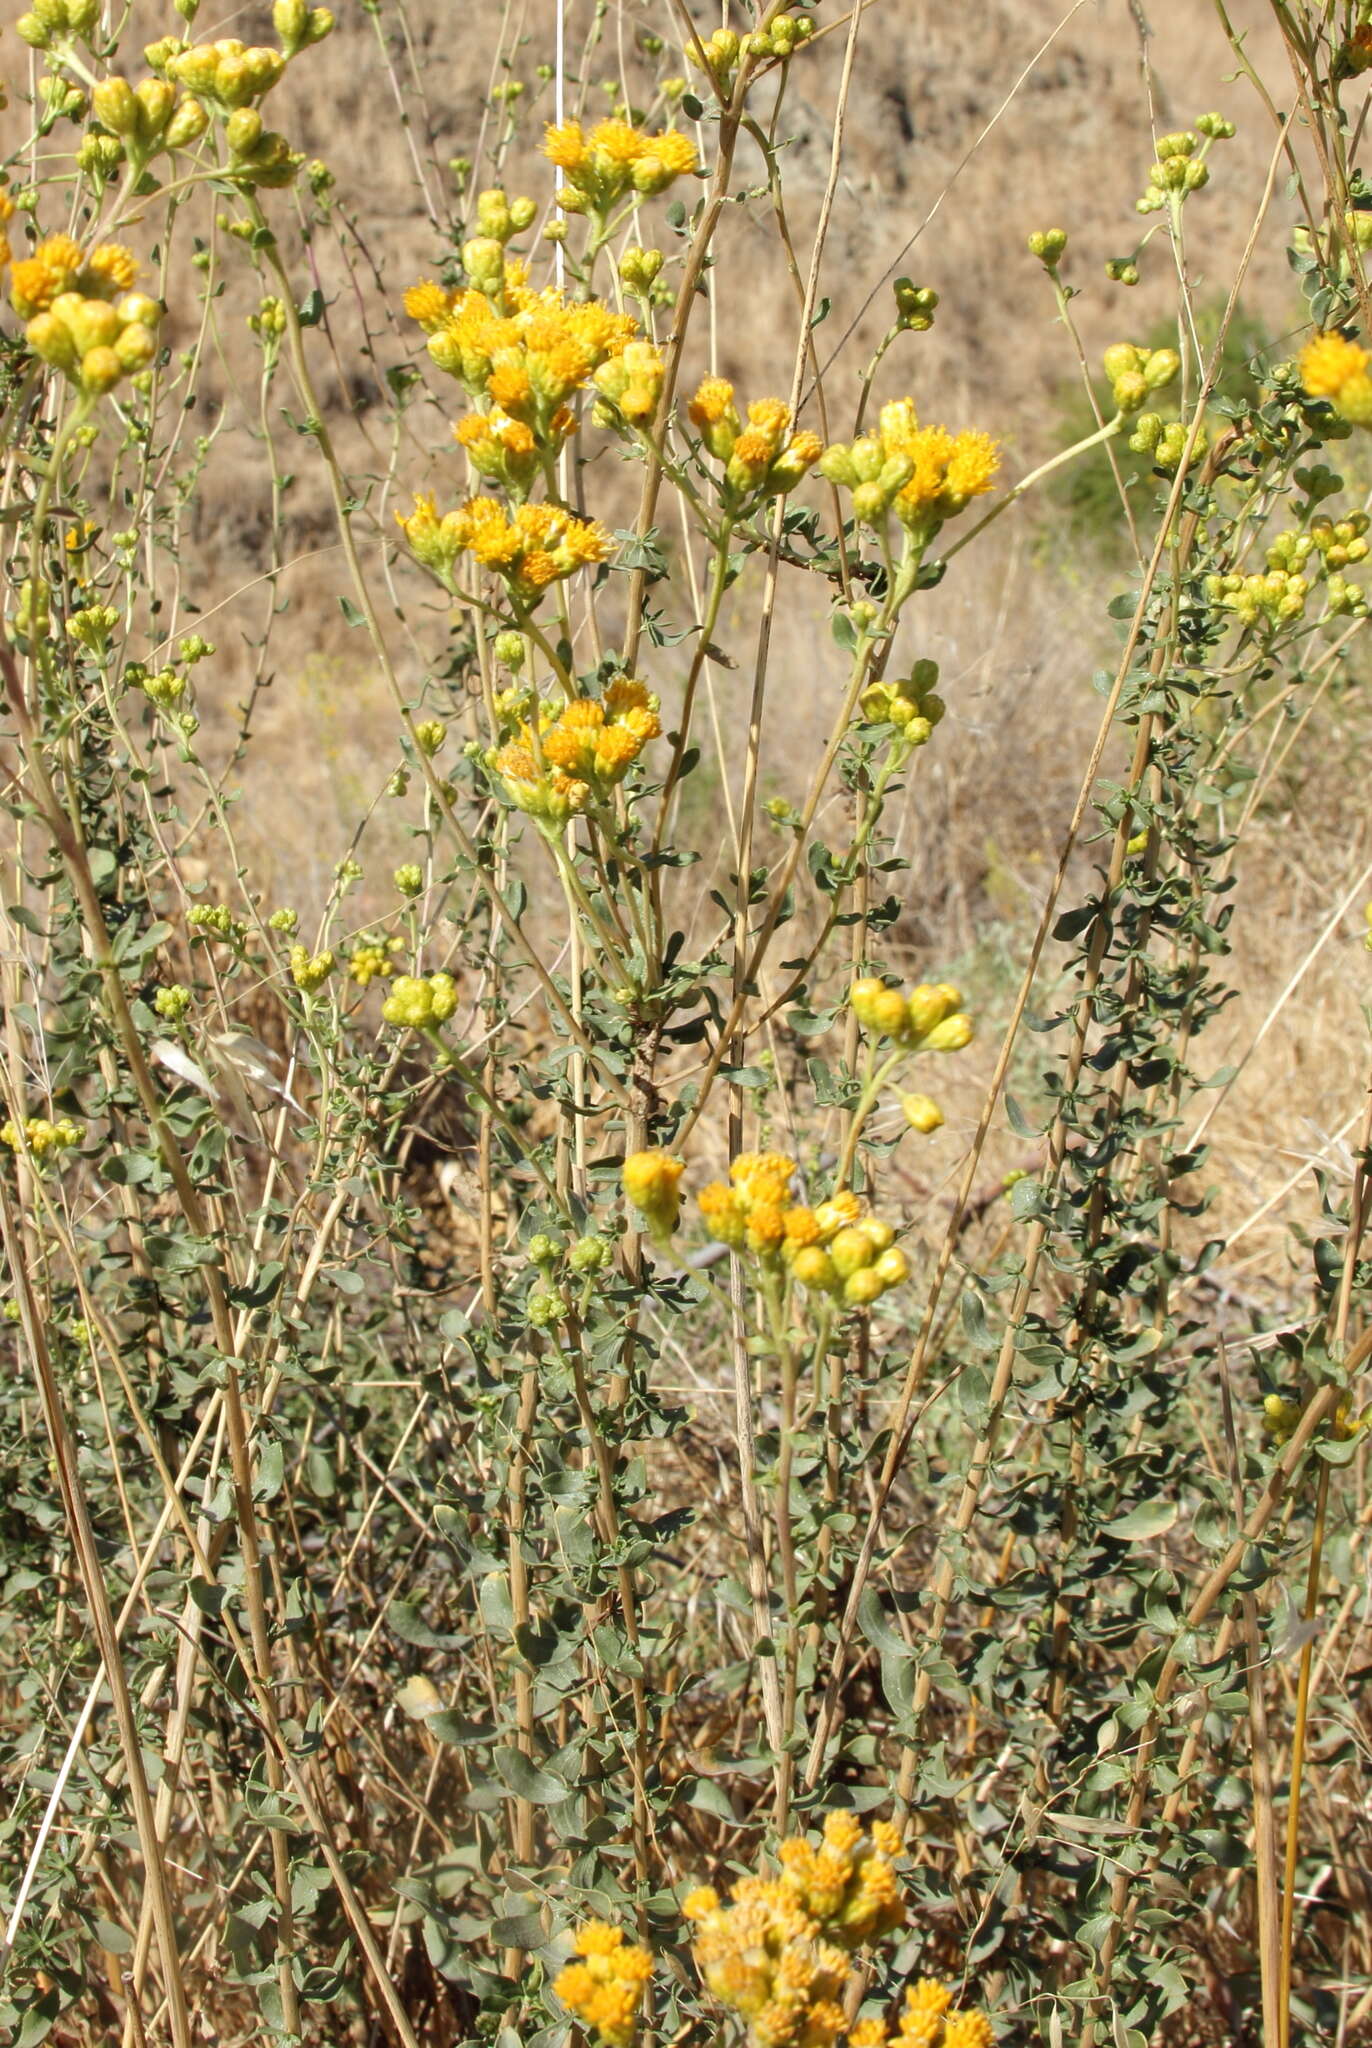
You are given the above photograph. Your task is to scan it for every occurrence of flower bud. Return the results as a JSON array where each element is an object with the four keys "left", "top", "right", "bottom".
[
  {"left": 1027, "top": 228, "right": 1068, "bottom": 265},
  {"left": 872, "top": 1246, "right": 910, "bottom": 1288},
  {"left": 226, "top": 106, "right": 264, "bottom": 155},
  {"left": 869, "top": 988, "right": 913, "bottom": 1039},
  {"left": 818, "top": 444, "right": 857, "bottom": 488},
  {"left": 849, "top": 436, "right": 884, "bottom": 485},
  {"left": 830, "top": 1227, "right": 875, "bottom": 1279},
  {"left": 843, "top": 1266, "right": 884, "bottom": 1308},
  {"left": 26, "top": 311, "right": 79, "bottom": 373},
  {"left": 165, "top": 94, "right": 209, "bottom": 148},
  {"left": 901, "top": 1092, "right": 944, "bottom": 1133},
  {"left": 569, "top": 1235, "right": 610, "bottom": 1274},
  {"left": 462, "top": 236, "right": 505, "bottom": 291},
  {"left": 893, "top": 277, "right": 938, "bottom": 330},
  {"left": 115, "top": 322, "right": 156, "bottom": 371},
  {"left": 93, "top": 76, "right": 139, "bottom": 136},
  {"left": 81, "top": 345, "right": 124, "bottom": 394},
  {"left": 1103, "top": 342, "right": 1142, "bottom": 384},
  {"left": 619, "top": 243, "right": 664, "bottom": 294},
  {"left": 791, "top": 1246, "right": 837, "bottom": 1293},
  {"left": 851, "top": 482, "right": 889, "bottom": 526},
  {"left": 1143, "top": 347, "right": 1181, "bottom": 391},
  {"left": 924, "top": 1012, "right": 975, "bottom": 1052}
]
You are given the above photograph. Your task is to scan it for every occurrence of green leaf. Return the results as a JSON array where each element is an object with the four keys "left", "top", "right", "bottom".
[
  {"left": 493, "top": 1747, "right": 573, "bottom": 1804},
  {"left": 1102, "top": 1499, "right": 1178, "bottom": 1541},
  {"left": 390, "top": 1602, "right": 464, "bottom": 1650}
]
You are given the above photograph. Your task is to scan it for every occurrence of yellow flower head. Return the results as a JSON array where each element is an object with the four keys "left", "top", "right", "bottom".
[
  {"left": 1300, "top": 330, "right": 1368, "bottom": 399},
  {"left": 554, "top": 1922, "right": 653, "bottom": 2048},
  {"left": 10, "top": 235, "right": 84, "bottom": 318},
  {"left": 941, "top": 2015, "right": 993, "bottom": 2048},
  {"left": 687, "top": 385, "right": 822, "bottom": 498},
  {"left": 622, "top": 1149, "right": 685, "bottom": 1241},
  {"left": 896, "top": 1980, "right": 954, "bottom": 2048},
  {"left": 698, "top": 1180, "right": 748, "bottom": 1247},
  {"left": 403, "top": 278, "right": 454, "bottom": 331},
  {"left": 821, "top": 398, "right": 999, "bottom": 536},
  {"left": 84, "top": 243, "right": 139, "bottom": 295},
  {"left": 686, "top": 1821, "right": 913, "bottom": 2048}
]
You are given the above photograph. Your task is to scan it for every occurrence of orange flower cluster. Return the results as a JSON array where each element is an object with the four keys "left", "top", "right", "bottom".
[
  {"left": 493, "top": 680, "right": 660, "bottom": 824},
  {"left": 688, "top": 379, "right": 824, "bottom": 500},
  {"left": 405, "top": 262, "right": 636, "bottom": 458}
]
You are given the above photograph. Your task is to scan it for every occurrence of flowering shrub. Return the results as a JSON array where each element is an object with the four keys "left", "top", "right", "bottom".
[{"left": 2, "top": 6, "right": 1372, "bottom": 2048}]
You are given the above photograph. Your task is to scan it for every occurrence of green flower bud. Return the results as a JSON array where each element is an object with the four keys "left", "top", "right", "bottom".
[
  {"left": 226, "top": 106, "right": 264, "bottom": 155},
  {"left": 1027, "top": 228, "right": 1068, "bottom": 265},
  {"left": 569, "top": 1235, "right": 611, "bottom": 1274}
]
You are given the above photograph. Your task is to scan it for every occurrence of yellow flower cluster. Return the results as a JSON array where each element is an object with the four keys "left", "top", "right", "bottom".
[
  {"left": 696, "top": 1157, "right": 909, "bottom": 1307},
  {"left": 850, "top": 978, "right": 974, "bottom": 1054},
  {"left": 289, "top": 944, "right": 335, "bottom": 992},
  {"left": 684, "top": 1814, "right": 906, "bottom": 2048},
  {"left": 160, "top": 38, "right": 288, "bottom": 110},
  {"left": 1, "top": 1115, "right": 84, "bottom": 1157},
  {"left": 851, "top": 1981, "right": 993, "bottom": 2048},
  {"left": 688, "top": 380, "right": 824, "bottom": 501},
  {"left": 90, "top": 75, "right": 209, "bottom": 166},
  {"left": 553, "top": 1922, "right": 654, "bottom": 2048},
  {"left": 1300, "top": 330, "right": 1372, "bottom": 427},
  {"left": 348, "top": 936, "right": 403, "bottom": 986},
  {"left": 382, "top": 971, "right": 459, "bottom": 1031},
  {"left": 820, "top": 400, "right": 999, "bottom": 541},
  {"left": 593, "top": 339, "right": 667, "bottom": 426},
  {"left": 406, "top": 262, "right": 636, "bottom": 457},
  {"left": 543, "top": 118, "right": 698, "bottom": 209},
  {"left": 12, "top": 237, "right": 161, "bottom": 397},
  {"left": 622, "top": 1149, "right": 685, "bottom": 1244},
  {"left": 396, "top": 494, "right": 612, "bottom": 600}
]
